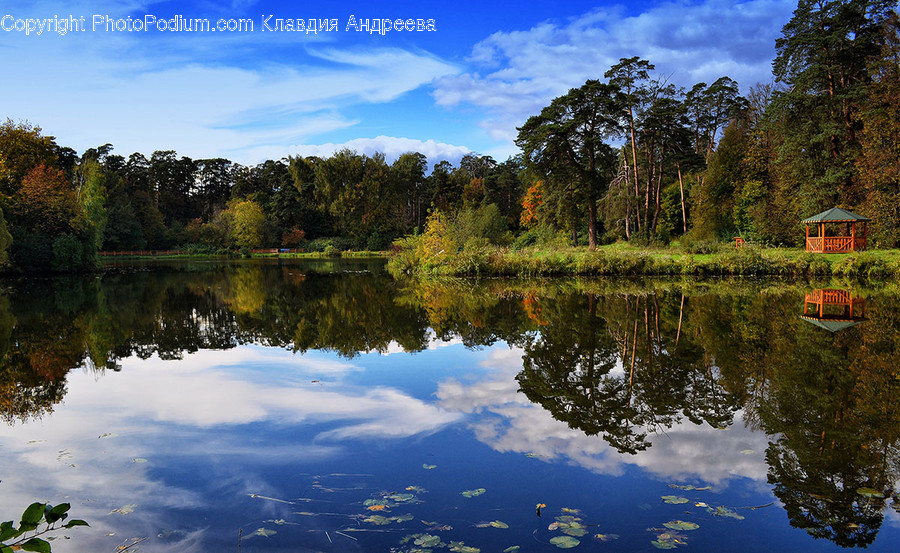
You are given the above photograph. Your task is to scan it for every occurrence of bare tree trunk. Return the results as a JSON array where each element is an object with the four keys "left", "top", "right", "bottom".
[{"left": 677, "top": 163, "right": 687, "bottom": 234}]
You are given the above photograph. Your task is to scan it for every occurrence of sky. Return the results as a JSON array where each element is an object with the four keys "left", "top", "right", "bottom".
[{"left": 0, "top": 0, "right": 796, "bottom": 167}]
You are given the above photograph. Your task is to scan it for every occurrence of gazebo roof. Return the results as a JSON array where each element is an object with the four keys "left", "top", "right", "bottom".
[
  {"left": 800, "top": 316, "right": 866, "bottom": 332},
  {"left": 802, "top": 207, "right": 871, "bottom": 223}
]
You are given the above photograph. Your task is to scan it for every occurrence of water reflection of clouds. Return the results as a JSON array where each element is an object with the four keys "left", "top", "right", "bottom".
[
  {"left": 0, "top": 345, "right": 462, "bottom": 552},
  {"left": 436, "top": 346, "right": 771, "bottom": 486}
]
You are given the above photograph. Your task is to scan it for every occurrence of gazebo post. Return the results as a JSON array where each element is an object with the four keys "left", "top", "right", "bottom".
[
  {"left": 851, "top": 221, "right": 856, "bottom": 251},
  {"left": 820, "top": 222, "right": 825, "bottom": 252},
  {"left": 806, "top": 224, "right": 809, "bottom": 251}
]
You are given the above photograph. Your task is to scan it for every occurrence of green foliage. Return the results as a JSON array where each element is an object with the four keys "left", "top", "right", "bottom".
[
  {"left": 453, "top": 203, "right": 510, "bottom": 248},
  {"left": 0, "top": 206, "right": 12, "bottom": 266},
  {"left": 51, "top": 234, "right": 84, "bottom": 272},
  {"left": 0, "top": 502, "right": 88, "bottom": 552},
  {"left": 226, "top": 198, "right": 265, "bottom": 249}
]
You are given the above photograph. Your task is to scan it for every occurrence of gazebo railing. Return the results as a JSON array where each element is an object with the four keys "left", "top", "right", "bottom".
[{"left": 805, "top": 236, "right": 867, "bottom": 253}]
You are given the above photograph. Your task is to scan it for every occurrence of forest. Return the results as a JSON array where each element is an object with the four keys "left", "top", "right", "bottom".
[{"left": 0, "top": 0, "right": 897, "bottom": 272}]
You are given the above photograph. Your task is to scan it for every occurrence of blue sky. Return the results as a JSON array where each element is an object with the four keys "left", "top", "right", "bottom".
[{"left": 0, "top": 0, "right": 795, "bottom": 166}]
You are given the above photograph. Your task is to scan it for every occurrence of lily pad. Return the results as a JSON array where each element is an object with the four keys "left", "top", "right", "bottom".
[
  {"left": 664, "top": 521, "right": 699, "bottom": 531},
  {"left": 448, "top": 541, "right": 480, "bottom": 552},
  {"left": 461, "top": 488, "right": 486, "bottom": 498},
  {"left": 594, "top": 533, "right": 619, "bottom": 542},
  {"left": 668, "top": 484, "right": 712, "bottom": 491},
  {"left": 856, "top": 487, "right": 885, "bottom": 498},
  {"left": 549, "top": 535, "right": 580, "bottom": 548},
  {"left": 490, "top": 520, "right": 509, "bottom": 529},
  {"left": 110, "top": 504, "right": 137, "bottom": 515},
  {"left": 131, "top": 458, "right": 148, "bottom": 463},
  {"left": 652, "top": 530, "right": 687, "bottom": 549},
  {"left": 503, "top": 547, "right": 520, "bottom": 552},
  {"left": 414, "top": 534, "right": 443, "bottom": 547},
  {"left": 246, "top": 528, "right": 276, "bottom": 538},
  {"left": 712, "top": 506, "right": 744, "bottom": 520},
  {"left": 423, "top": 464, "right": 437, "bottom": 470},
  {"left": 661, "top": 495, "right": 689, "bottom": 504},
  {"left": 364, "top": 515, "right": 392, "bottom": 525}
]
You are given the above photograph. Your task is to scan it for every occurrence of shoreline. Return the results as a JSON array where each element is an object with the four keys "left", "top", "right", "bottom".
[{"left": 385, "top": 244, "right": 900, "bottom": 279}]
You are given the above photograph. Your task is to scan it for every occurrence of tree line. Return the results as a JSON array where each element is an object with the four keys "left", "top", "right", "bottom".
[{"left": 0, "top": 0, "right": 897, "bottom": 272}]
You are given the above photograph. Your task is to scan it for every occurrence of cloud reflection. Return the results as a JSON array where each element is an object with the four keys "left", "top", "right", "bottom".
[
  {"left": 0, "top": 345, "right": 461, "bottom": 552},
  {"left": 436, "top": 345, "right": 771, "bottom": 485}
]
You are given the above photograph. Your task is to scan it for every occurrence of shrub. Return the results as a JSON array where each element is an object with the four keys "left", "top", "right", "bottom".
[{"left": 52, "top": 234, "right": 84, "bottom": 272}]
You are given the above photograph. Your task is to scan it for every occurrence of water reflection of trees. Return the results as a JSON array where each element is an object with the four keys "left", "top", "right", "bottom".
[
  {"left": 515, "top": 292, "right": 738, "bottom": 454},
  {"left": 2, "top": 265, "right": 900, "bottom": 547}
]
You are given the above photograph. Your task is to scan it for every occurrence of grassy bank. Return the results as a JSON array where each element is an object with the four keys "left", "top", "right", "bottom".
[{"left": 387, "top": 242, "right": 900, "bottom": 279}]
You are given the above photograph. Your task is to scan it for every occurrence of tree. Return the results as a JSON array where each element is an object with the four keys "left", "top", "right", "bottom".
[
  {"left": 772, "top": 0, "right": 897, "bottom": 207},
  {"left": 516, "top": 80, "right": 622, "bottom": 247},
  {"left": 605, "top": 57, "right": 655, "bottom": 235},
  {"left": 0, "top": 206, "right": 12, "bottom": 266},
  {"left": 391, "top": 152, "right": 428, "bottom": 229},
  {"left": 0, "top": 119, "right": 59, "bottom": 198},
  {"left": 226, "top": 198, "right": 265, "bottom": 249}
]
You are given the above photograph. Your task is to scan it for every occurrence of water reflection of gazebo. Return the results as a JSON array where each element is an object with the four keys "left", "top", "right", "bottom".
[
  {"left": 803, "top": 207, "right": 870, "bottom": 253},
  {"left": 801, "top": 289, "right": 867, "bottom": 332}
]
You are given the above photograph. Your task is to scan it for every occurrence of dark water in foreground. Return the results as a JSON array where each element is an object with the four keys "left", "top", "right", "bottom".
[{"left": 0, "top": 258, "right": 898, "bottom": 552}]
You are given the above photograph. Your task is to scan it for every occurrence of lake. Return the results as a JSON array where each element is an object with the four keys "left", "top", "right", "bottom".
[{"left": 0, "top": 258, "right": 898, "bottom": 552}]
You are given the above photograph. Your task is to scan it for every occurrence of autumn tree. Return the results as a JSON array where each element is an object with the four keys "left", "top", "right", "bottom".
[{"left": 226, "top": 198, "right": 265, "bottom": 249}]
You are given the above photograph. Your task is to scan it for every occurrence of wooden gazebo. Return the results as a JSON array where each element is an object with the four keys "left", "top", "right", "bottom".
[
  {"left": 803, "top": 207, "right": 869, "bottom": 253},
  {"left": 801, "top": 289, "right": 867, "bottom": 332}
]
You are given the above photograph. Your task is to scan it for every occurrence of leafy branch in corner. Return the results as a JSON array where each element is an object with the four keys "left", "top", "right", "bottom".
[{"left": 0, "top": 502, "right": 89, "bottom": 553}]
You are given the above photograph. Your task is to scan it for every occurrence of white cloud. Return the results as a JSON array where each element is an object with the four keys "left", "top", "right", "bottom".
[
  {"left": 433, "top": 0, "right": 794, "bottom": 142},
  {"left": 255, "top": 135, "right": 471, "bottom": 166},
  {"left": 1, "top": 1, "right": 460, "bottom": 163}
]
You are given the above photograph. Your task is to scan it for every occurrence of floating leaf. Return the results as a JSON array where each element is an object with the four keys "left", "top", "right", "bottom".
[
  {"left": 489, "top": 520, "right": 509, "bottom": 529},
  {"left": 664, "top": 521, "right": 699, "bottom": 531},
  {"left": 694, "top": 502, "right": 709, "bottom": 508},
  {"left": 712, "top": 506, "right": 744, "bottom": 520},
  {"left": 549, "top": 535, "right": 580, "bottom": 548},
  {"left": 388, "top": 493, "right": 416, "bottom": 502},
  {"left": 594, "top": 533, "right": 619, "bottom": 542},
  {"left": 423, "top": 464, "right": 437, "bottom": 470},
  {"left": 367, "top": 505, "right": 389, "bottom": 511},
  {"left": 246, "top": 528, "right": 276, "bottom": 538},
  {"left": 110, "top": 504, "right": 137, "bottom": 515},
  {"left": 856, "top": 487, "right": 885, "bottom": 498},
  {"left": 99, "top": 433, "right": 117, "bottom": 439},
  {"left": 414, "top": 534, "right": 443, "bottom": 547},
  {"left": 525, "top": 453, "right": 543, "bottom": 458},
  {"left": 461, "top": 488, "right": 486, "bottom": 498},
  {"left": 561, "top": 507, "right": 580, "bottom": 514},
  {"left": 395, "top": 514, "right": 415, "bottom": 523},
  {"left": 406, "top": 486, "right": 427, "bottom": 493},
  {"left": 503, "top": 547, "right": 520, "bottom": 552},
  {"left": 740, "top": 449, "right": 755, "bottom": 455},
  {"left": 652, "top": 530, "right": 688, "bottom": 549},
  {"left": 131, "top": 458, "right": 148, "bottom": 464},
  {"left": 661, "top": 496, "right": 689, "bottom": 504},
  {"left": 363, "top": 515, "right": 392, "bottom": 525},
  {"left": 668, "top": 484, "right": 711, "bottom": 491},
  {"left": 448, "top": 541, "right": 480, "bottom": 552}
]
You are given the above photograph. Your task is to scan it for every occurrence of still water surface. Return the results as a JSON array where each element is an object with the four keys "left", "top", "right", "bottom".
[{"left": 0, "top": 258, "right": 898, "bottom": 552}]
